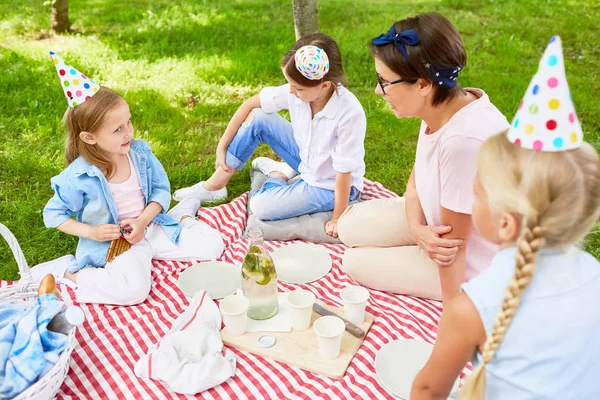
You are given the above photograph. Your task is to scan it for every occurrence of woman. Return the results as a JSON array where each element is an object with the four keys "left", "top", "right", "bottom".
[{"left": 337, "top": 13, "right": 509, "bottom": 303}]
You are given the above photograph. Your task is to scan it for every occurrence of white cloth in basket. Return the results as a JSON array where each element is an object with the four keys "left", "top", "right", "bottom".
[
  {"left": 0, "top": 294, "right": 69, "bottom": 399},
  {"left": 134, "top": 291, "right": 236, "bottom": 395}
]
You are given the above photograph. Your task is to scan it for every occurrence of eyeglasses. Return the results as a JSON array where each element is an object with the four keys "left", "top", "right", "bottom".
[{"left": 376, "top": 73, "right": 405, "bottom": 95}]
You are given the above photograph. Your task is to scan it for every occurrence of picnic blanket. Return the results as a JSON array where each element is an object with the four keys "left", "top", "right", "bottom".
[
  {"left": 0, "top": 294, "right": 68, "bottom": 398},
  {"left": 3, "top": 180, "right": 468, "bottom": 399}
]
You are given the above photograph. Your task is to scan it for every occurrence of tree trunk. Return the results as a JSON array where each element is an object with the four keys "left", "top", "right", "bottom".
[
  {"left": 51, "top": 0, "right": 71, "bottom": 34},
  {"left": 292, "top": 0, "right": 319, "bottom": 40}
]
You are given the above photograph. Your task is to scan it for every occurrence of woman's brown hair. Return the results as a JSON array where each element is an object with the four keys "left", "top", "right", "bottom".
[
  {"left": 281, "top": 32, "right": 347, "bottom": 88},
  {"left": 370, "top": 13, "right": 467, "bottom": 106},
  {"left": 63, "top": 86, "right": 124, "bottom": 179}
]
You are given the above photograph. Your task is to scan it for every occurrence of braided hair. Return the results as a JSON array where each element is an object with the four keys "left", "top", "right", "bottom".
[{"left": 460, "top": 131, "right": 600, "bottom": 399}]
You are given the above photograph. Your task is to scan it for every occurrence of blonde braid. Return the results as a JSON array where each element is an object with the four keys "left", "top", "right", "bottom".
[{"left": 460, "top": 219, "right": 545, "bottom": 400}]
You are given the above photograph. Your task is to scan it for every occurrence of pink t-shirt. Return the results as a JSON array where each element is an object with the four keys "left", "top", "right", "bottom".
[
  {"left": 109, "top": 154, "right": 145, "bottom": 222},
  {"left": 414, "top": 89, "right": 510, "bottom": 280}
]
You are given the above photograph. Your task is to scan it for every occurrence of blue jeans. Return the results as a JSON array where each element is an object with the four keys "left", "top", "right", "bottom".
[{"left": 225, "top": 108, "right": 360, "bottom": 221}]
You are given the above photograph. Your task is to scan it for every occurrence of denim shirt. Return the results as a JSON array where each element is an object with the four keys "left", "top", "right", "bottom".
[{"left": 43, "top": 139, "right": 181, "bottom": 272}]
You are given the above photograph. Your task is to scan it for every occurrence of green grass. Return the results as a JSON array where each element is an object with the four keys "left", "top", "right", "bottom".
[{"left": 1, "top": 0, "right": 599, "bottom": 280}]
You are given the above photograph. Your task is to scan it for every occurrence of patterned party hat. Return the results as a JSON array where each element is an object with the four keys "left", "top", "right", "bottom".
[
  {"left": 294, "top": 45, "right": 330, "bottom": 81},
  {"left": 507, "top": 36, "right": 582, "bottom": 152},
  {"left": 49, "top": 51, "right": 100, "bottom": 108}
]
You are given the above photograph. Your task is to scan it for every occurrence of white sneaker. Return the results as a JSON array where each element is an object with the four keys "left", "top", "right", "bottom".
[
  {"left": 172, "top": 181, "right": 228, "bottom": 203},
  {"left": 252, "top": 157, "right": 298, "bottom": 180},
  {"left": 30, "top": 255, "right": 77, "bottom": 289},
  {"left": 168, "top": 197, "right": 201, "bottom": 221}
]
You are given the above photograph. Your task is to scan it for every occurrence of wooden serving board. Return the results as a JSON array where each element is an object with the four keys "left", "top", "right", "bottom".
[{"left": 221, "top": 303, "right": 374, "bottom": 379}]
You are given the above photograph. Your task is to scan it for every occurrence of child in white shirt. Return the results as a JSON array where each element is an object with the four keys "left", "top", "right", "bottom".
[{"left": 174, "top": 33, "right": 366, "bottom": 237}]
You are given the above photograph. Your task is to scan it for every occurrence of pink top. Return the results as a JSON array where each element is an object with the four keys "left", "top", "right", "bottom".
[
  {"left": 109, "top": 154, "right": 145, "bottom": 222},
  {"left": 414, "top": 89, "right": 510, "bottom": 280}
]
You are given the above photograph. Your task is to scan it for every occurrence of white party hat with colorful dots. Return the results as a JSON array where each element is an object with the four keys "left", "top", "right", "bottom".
[
  {"left": 507, "top": 36, "right": 582, "bottom": 152},
  {"left": 49, "top": 51, "right": 100, "bottom": 108}
]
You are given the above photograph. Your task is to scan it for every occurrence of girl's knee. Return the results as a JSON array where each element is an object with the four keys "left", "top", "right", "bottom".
[
  {"left": 244, "top": 109, "right": 259, "bottom": 123},
  {"left": 237, "top": 108, "right": 268, "bottom": 137},
  {"left": 108, "top": 269, "right": 152, "bottom": 305},
  {"left": 249, "top": 194, "right": 279, "bottom": 221},
  {"left": 116, "top": 279, "right": 151, "bottom": 305},
  {"left": 202, "top": 230, "right": 226, "bottom": 259},
  {"left": 180, "top": 220, "right": 225, "bottom": 260},
  {"left": 247, "top": 108, "right": 281, "bottom": 129}
]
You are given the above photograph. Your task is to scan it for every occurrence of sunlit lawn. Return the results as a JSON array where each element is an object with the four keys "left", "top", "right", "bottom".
[{"left": 1, "top": 0, "right": 599, "bottom": 279}]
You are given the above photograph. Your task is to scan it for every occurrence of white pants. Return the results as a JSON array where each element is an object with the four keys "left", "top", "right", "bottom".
[{"left": 75, "top": 219, "right": 225, "bottom": 305}]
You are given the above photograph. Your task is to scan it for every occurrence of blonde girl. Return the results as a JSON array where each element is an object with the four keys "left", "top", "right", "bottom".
[
  {"left": 411, "top": 37, "right": 600, "bottom": 399},
  {"left": 37, "top": 53, "right": 224, "bottom": 305}
]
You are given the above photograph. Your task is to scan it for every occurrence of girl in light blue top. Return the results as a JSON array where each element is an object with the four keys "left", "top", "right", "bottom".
[
  {"left": 38, "top": 53, "right": 224, "bottom": 306},
  {"left": 411, "top": 36, "right": 600, "bottom": 399}
]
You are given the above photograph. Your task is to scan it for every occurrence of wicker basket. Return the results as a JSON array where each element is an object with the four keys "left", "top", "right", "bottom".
[{"left": 0, "top": 223, "right": 77, "bottom": 400}]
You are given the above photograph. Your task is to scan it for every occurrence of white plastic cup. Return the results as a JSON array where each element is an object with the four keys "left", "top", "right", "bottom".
[
  {"left": 220, "top": 295, "right": 249, "bottom": 336},
  {"left": 313, "top": 316, "right": 346, "bottom": 359},
  {"left": 340, "top": 286, "right": 370, "bottom": 325},
  {"left": 287, "top": 290, "right": 316, "bottom": 331}
]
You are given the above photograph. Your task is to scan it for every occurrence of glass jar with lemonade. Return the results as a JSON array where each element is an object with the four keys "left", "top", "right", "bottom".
[{"left": 242, "top": 227, "right": 278, "bottom": 319}]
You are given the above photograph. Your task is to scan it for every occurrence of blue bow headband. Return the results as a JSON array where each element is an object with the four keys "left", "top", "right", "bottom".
[
  {"left": 372, "top": 25, "right": 463, "bottom": 88},
  {"left": 372, "top": 26, "right": 419, "bottom": 60}
]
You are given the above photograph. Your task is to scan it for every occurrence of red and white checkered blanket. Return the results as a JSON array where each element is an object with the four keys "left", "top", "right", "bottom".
[{"left": 32, "top": 180, "right": 459, "bottom": 399}]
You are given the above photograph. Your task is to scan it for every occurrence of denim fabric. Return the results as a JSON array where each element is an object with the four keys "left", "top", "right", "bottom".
[
  {"left": 249, "top": 177, "right": 360, "bottom": 221},
  {"left": 43, "top": 139, "right": 181, "bottom": 272},
  {"left": 226, "top": 108, "right": 359, "bottom": 221},
  {"left": 225, "top": 108, "right": 301, "bottom": 172}
]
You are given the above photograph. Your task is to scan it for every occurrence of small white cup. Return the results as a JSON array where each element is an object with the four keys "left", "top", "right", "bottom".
[
  {"left": 219, "top": 295, "right": 249, "bottom": 336},
  {"left": 287, "top": 290, "right": 316, "bottom": 331},
  {"left": 313, "top": 316, "right": 346, "bottom": 359},
  {"left": 340, "top": 286, "right": 370, "bottom": 325}
]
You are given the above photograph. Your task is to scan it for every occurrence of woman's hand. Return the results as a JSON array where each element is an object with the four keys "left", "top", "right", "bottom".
[
  {"left": 121, "top": 218, "right": 148, "bottom": 245},
  {"left": 89, "top": 224, "right": 121, "bottom": 242},
  {"left": 325, "top": 219, "right": 339, "bottom": 238},
  {"left": 215, "top": 147, "right": 233, "bottom": 173},
  {"left": 410, "top": 224, "right": 464, "bottom": 267}
]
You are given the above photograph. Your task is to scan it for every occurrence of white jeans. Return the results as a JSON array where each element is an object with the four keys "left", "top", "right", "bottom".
[{"left": 75, "top": 219, "right": 225, "bottom": 305}]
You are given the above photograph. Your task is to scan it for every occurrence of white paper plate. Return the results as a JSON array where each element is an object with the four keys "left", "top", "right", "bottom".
[
  {"left": 271, "top": 243, "right": 332, "bottom": 284},
  {"left": 178, "top": 261, "right": 241, "bottom": 299},
  {"left": 375, "top": 339, "right": 460, "bottom": 399}
]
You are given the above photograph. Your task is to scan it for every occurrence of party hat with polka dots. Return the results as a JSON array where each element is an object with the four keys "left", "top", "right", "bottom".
[
  {"left": 507, "top": 36, "right": 582, "bottom": 152},
  {"left": 49, "top": 51, "right": 100, "bottom": 108}
]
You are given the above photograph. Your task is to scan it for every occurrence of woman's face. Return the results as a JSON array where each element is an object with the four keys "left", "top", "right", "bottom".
[{"left": 374, "top": 57, "right": 428, "bottom": 119}]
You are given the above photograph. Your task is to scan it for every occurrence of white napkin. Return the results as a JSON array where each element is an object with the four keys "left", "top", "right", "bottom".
[
  {"left": 134, "top": 291, "right": 236, "bottom": 395},
  {"left": 245, "top": 292, "right": 292, "bottom": 333}
]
